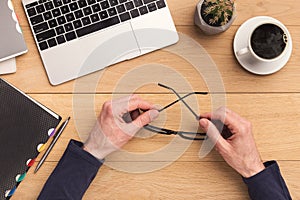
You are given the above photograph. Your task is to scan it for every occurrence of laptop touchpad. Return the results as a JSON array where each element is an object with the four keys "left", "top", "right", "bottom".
[
  {"left": 43, "top": 23, "right": 140, "bottom": 85},
  {"left": 79, "top": 23, "right": 141, "bottom": 75}
]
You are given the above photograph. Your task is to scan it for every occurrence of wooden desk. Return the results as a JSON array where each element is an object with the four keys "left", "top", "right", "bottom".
[{"left": 7, "top": 0, "right": 300, "bottom": 199}]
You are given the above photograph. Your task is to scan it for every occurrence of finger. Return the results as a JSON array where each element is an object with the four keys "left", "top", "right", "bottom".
[
  {"left": 204, "top": 107, "right": 242, "bottom": 129},
  {"left": 132, "top": 109, "right": 159, "bottom": 129},
  {"left": 128, "top": 97, "right": 156, "bottom": 112},
  {"left": 111, "top": 95, "right": 155, "bottom": 115},
  {"left": 200, "top": 112, "right": 212, "bottom": 119},
  {"left": 124, "top": 109, "right": 159, "bottom": 136},
  {"left": 199, "top": 118, "right": 228, "bottom": 150}
]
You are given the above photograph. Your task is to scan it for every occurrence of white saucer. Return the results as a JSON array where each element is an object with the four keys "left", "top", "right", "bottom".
[{"left": 233, "top": 16, "right": 293, "bottom": 75}]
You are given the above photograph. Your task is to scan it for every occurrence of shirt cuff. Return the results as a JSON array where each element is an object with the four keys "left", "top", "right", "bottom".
[
  {"left": 242, "top": 160, "right": 278, "bottom": 184},
  {"left": 68, "top": 139, "right": 104, "bottom": 168}
]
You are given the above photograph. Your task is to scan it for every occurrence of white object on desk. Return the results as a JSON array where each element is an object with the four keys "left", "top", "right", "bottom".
[
  {"left": 22, "top": 0, "right": 178, "bottom": 85},
  {"left": 233, "top": 16, "right": 292, "bottom": 75},
  {"left": 0, "top": 0, "right": 27, "bottom": 62},
  {"left": 0, "top": 58, "right": 16, "bottom": 75}
]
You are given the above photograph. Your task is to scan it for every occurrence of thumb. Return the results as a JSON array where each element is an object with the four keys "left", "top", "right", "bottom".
[{"left": 199, "top": 118, "right": 227, "bottom": 149}]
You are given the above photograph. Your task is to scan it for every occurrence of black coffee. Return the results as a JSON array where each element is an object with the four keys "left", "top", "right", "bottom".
[{"left": 251, "top": 23, "right": 287, "bottom": 59}]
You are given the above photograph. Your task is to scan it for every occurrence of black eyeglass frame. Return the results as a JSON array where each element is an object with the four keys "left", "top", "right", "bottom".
[{"left": 143, "top": 83, "right": 208, "bottom": 140}]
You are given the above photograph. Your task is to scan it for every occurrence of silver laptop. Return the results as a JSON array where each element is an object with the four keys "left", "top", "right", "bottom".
[
  {"left": 0, "top": 1, "right": 27, "bottom": 62},
  {"left": 22, "top": 0, "right": 179, "bottom": 85}
]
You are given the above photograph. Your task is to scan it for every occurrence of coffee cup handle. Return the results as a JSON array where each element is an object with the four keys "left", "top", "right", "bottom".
[{"left": 237, "top": 47, "right": 250, "bottom": 56}]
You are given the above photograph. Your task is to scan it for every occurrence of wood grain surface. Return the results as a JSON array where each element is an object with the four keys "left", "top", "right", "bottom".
[{"left": 7, "top": 0, "right": 300, "bottom": 199}]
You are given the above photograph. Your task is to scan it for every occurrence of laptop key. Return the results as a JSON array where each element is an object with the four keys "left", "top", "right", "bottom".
[
  {"left": 61, "top": 5, "right": 70, "bottom": 14},
  {"left": 147, "top": 3, "right": 157, "bottom": 12},
  {"left": 99, "top": 10, "right": 108, "bottom": 19},
  {"left": 139, "top": 6, "right": 148, "bottom": 15},
  {"left": 48, "top": 38, "right": 57, "bottom": 47},
  {"left": 45, "top": 2, "right": 54, "bottom": 10},
  {"left": 36, "top": 29, "right": 56, "bottom": 42},
  {"left": 87, "top": 0, "right": 96, "bottom": 5},
  {"left": 143, "top": 0, "right": 155, "bottom": 4},
  {"left": 92, "top": 4, "right": 101, "bottom": 12},
  {"left": 125, "top": 2, "right": 134, "bottom": 10},
  {"left": 36, "top": 5, "right": 45, "bottom": 13},
  {"left": 119, "top": 0, "right": 128, "bottom": 3},
  {"left": 39, "top": 41, "right": 48, "bottom": 50},
  {"left": 52, "top": 8, "right": 61, "bottom": 17},
  {"left": 120, "top": 12, "right": 131, "bottom": 22},
  {"left": 116, "top": 4, "right": 126, "bottom": 13},
  {"left": 33, "top": 22, "right": 49, "bottom": 34},
  {"left": 66, "top": 13, "right": 75, "bottom": 22},
  {"left": 65, "top": 31, "right": 77, "bottom": 41},
  {"left": 83, "top": 7, "right": 92, "bottom": 15},
  {"left": 53, "top": 0, "right": 63, "bottom": 7},
  {"left": 56, "top": 35, "right": 66, "bottom": 44},
  {"left": 26, "top": 2, "right": 38, "bottom": 8},
  {"left": 100, "top": 1, "right": 109, "bottom": 9},
  {"left": 75, "top": 10, "right": 84, "bottom": 19},
  {"left": 49, "top": 19, "right": 58, "bottom": 28},
  {"left": 64, "top": 23, "right": 74, "bottom": 32},
  {"left": 56, "top": 26, "right": 65, "bottom": 35},
  {"left": 27, "top": 8, "right": 37, "bottom": 17},
  {"left": 108, "top": 7, "right": 117, "bottom": 16},
  {"left": 63, "top": 0, "right": 72, "bottom": 4},
  {"left": 76, "top": 16, "right": 120, "bottom": 37},
  {"left": 78, "top": 0, "right": 88, "bottom": 8},
  {"left": 133, "top": 0, "right": 143, "bottom": 7},
  {"left": 130, "top": 9, "right": 139, "bottom": 18},
  {"left": 43, "top": 11, "right": 52, "bottom": 20},
  {"left": 109, "top": 0, "right": 118, "bottom": 6},
  {"left": 90, "top": 14, "right": 100, "bottom": 22},
  {"left": 73, "top": 20, "right": 83, "bottom": 28},
  {"left": 82, "top": 17, "right": 91, "bottom": 25},
  {"left": 57, "top": 16, "right": 67, "bottom": 25},
  {"left": 157, "top": 0, "right": 166, "bottom": 9},
  {"left": 30, "top": 14, "right": 43, "bottom": 25},
  {"left": 70, "top": 2, "right": 79, "bottom": 11}
]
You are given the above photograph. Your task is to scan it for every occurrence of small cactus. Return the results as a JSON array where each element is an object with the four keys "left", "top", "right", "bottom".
[{"left": 201, "top": 0, "right": 235, "bottom": 26}]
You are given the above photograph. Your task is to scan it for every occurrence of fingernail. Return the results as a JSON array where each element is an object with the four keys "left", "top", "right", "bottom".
[
  {"left": 199, "top": 119, "right": 208, "bottom": 129},
  {"left": 149, "top": 109, "right": 159, "bottom": 121},
  {"left": 152, "top": 104, "right": 161, "bottom": 111}
]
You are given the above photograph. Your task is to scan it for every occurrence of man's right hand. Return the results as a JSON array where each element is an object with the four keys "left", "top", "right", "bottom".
[{"left": 199, "top": 107, "right": 265, "bottom": 178}]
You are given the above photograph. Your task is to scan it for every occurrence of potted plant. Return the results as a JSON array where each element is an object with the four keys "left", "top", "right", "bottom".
[{"left": 194, "top": 0, "right": 236, "bottom": 35}]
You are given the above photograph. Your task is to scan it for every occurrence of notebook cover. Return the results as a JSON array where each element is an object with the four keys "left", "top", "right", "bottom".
[{"left": 0, "top": 78, "right": 61, "bottom": 199}]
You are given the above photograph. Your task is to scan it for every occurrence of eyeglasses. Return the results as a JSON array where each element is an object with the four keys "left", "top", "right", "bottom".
[{"left": 143, "top": 83, "right": 232, "bottom": 140}]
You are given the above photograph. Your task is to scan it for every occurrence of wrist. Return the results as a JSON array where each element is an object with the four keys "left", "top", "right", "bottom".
[
  {"left": 82, "top": 143, "right": 106, "bottom": 160},
  {"left": 241, "top": 161, "right": 265, "bottom": 178}
]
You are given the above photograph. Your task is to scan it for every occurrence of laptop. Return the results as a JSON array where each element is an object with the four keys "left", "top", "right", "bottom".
[
  {"left": 22, "top": 0, "right": 179, "bottom": 85},
  {"left": 0, "top": 1, "right": 27, "bottom": 62}
]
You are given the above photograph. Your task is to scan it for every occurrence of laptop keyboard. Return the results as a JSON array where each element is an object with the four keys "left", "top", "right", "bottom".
[{"left": 25, "top": 0, "right": 167, "bottom": 51}]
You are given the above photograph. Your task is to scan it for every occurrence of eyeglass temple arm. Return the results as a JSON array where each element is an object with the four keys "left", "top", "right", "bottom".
[
  {"left": 156, "top": 83, "right": 233, "bottom": 140},
  {"left": 158, "top": 83, "right": 207, "bottom": 120},
  {"left": 158, "top": 92, "right": 207, "bottom": 112}
]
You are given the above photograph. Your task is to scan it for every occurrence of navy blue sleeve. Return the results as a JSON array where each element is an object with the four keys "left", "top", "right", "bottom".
[
  {"left": 38, "top": 140, "right": 103, "bottom": 200},
  {"left": 243, "top": 161, "right": 292, "bottom": 200}
]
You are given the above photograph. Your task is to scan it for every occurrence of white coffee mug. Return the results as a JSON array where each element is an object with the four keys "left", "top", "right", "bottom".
[{"left": 236, "top": 18, "right": 290, "bottom": 63}]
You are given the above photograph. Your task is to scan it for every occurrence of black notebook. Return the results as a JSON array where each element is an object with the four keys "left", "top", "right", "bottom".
[{"left": 0, "top": 78, "right": 61, "bottom": 199}]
